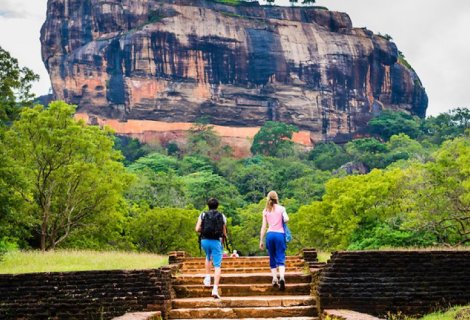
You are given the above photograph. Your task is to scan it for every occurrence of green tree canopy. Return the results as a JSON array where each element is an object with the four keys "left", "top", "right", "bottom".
[
  {"left": 308, "top": 142, "right": 352, "bottom": 171},
  {"left": 367, "top": 110, "right": 421, "bottom": 141},
  {"left": 128, "top": 207, "right": 200, "bottom": 255},
  {"left": 399, "top": 135, "right": 470, "bottom": 246},
  {"left": 420, "top": 108, "right": 470, "bottom": 144},
  {"left": 251, "top": 121, "right": 299, "bottom": 157},
  {"left": 0, "top": 46, "right": 39, "bottom": 124},
  {"left": 5, "top": 101, "right": 132, "bottom": 250}
]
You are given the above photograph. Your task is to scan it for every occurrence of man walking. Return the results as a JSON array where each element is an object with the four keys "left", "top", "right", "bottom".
[{"left": 195, "top": 198, "right": 227, "bottom": 299}]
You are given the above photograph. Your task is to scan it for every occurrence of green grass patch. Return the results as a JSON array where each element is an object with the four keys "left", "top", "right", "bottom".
[
  {"left": 387, "top": 305, "right": 470, "bottom": 319},
  {"left": 0, "top": 250, "right": 168, "bottom": 274},
  {"left": 419, "top": 305, "right": 470, "bottom": 320},
  {"left": 212, "top": 0, "right": 243, "bottom": 6},
  {"left": 317, "top": 251, "right": 331, "bottom": 263}
]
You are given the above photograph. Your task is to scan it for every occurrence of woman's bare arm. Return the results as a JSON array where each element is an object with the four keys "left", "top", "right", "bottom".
[{"left": 259, "top": 214, "right": 267, "bottom": 250}]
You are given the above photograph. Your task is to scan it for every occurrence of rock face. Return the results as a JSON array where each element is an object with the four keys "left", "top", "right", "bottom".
[{"left": 41, "top": 0, "right": 428, "bottom": 153}]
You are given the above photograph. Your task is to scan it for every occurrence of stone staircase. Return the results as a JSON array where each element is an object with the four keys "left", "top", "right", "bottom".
[{"left": 168, "top": 256, "right": 318, "bottom": 320}]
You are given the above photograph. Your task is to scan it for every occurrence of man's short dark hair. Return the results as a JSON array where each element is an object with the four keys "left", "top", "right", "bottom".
[{"left": 207, "top": 198, "right": 219, "bottom": 210}]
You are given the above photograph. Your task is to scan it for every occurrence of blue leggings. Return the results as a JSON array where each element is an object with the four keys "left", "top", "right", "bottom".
[{"left": 266, "top": 232, "right": 286, "bottom": 269}]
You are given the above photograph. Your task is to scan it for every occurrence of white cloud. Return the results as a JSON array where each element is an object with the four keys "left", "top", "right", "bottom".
[{"left": 0, "top": 0, "right": 31, "bottom": 19}]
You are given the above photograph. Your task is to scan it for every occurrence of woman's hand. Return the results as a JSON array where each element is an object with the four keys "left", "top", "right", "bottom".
[{"left": 259, "top": 241, "right": 264, "bottom": 250}]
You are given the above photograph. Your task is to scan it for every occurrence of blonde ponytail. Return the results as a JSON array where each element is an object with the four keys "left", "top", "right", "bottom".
[{"left": 265, "top": 190, "right": 279, "bottom": 212}]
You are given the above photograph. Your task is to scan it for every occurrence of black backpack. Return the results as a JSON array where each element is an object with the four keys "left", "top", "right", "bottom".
[{"left": 201, "top": 210, "right": 224, "bottom": 240}]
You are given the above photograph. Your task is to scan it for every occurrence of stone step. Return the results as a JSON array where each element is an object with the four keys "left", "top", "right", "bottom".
[
  {"left": 173, "top": 273, "right": 312, "bottom": 285},
  {"left": 181, "top": 267, "right": 305, "bottom": 274},
  {"left": 168, "top": 306, "right": 317, "bottom": 319},
  {"left": 170, "top": 318, "right": 318, "bottom": 320},
  {"left": 172, "top": 295, "right": 315, "bottom": 309},
  {"left": 183, "top": 259, "right": 304, "bottom": 265},
  {"left": 183, "top": 256, "right": 302, "bottom": 262},
  {"left": 181, "top": 261, "right": 305, "bottom": 270},
  {"left": 173, "top": 283, "right": 311, "bottom": 298}
]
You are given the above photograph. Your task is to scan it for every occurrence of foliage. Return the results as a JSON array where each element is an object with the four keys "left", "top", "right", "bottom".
[
  {"left": 4, "top": 101, "right": 133, "bottom": 251},
  {"left": 251, "top": 121, "right": 299, "bottom": 157},
  {"left": 211, "top": 0, "right": 242, "bottom": 6},
  {"left": 186, "top": 120, "right": 231, "bottom": 160},
  {"left": 397, "top": 50, "right": 414, "bottom": 72},
  {"left": 284, "top": 169, "right": 331, "bottom": 205},
  {"left": 128, "top": 152, "right": 179, "bottom": 173},
  {"left": 301, "top": 0, "right": 316, "bottom": 5},
  {"left": 348, "top": 219, "right": 436, "bottom": 250},
  {"left": 127, "top": 207, "right": 200, "bottom": 255},
  {"left": 0, "top": 250, "right": 168, "bottom": 274},
  {"left": 230, "top": 201, "right": 265, "bottom": 256},
  {"left": 309, "top": 142, "right": 352, "bottom": 171},
  {"left": 0, "top": 129, "right": 34, "bottom": 248},
  {"left": 0, "top": 46, "right": 39, "bottom": 124},
  {"left": 291, "top": 169, "right": 405, "bottom": 250},
  {"left": 420, "top": 108, "right": 470, "bottom": 144},
  {"left": 230, "top": 161, "right": 276, "bottom": 203},
  {"left": 367, "top": 110, "right": 421, "bottom": 141},
  {"left": 126, "top": 169, "right": 187, "bottom": 209},
  {"left": 345, "top": 137, "right": 389, "bottom": 169},
  {"left": 183, "top": 170, "right": 244, "bottom": 219},
  {"left": 113, "top": 135, "right": 148, "bottom": 165},
  {"left": 399, "top": 135, "right": 470, "bottom": 246}
]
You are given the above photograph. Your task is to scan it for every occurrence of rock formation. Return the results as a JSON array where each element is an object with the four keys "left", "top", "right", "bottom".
[{"left": 41, "top": 0, "right": 428, "bottom": 156}]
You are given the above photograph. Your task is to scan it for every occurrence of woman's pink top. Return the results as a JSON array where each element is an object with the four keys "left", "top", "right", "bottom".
[{"left": 263, "top": 204, "right": 289, "bottom": 233}]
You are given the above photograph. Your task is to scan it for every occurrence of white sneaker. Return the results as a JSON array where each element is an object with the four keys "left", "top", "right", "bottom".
[
  {"left": 203, "top": 275, "right": 211, "bottom": 287},
  {"left": 272, "top": 277, "right": 279, "bottom": 287},
  {"left": 211, "top": 287, "right": 221, "bottom": 299}
]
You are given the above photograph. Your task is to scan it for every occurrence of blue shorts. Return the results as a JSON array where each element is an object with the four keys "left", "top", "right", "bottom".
[
  {"left": 266, "top": 232, "right": 286, "bottom": 269},
  {"left": 201, "top": 239, "right": 223, "bottom": 268}
]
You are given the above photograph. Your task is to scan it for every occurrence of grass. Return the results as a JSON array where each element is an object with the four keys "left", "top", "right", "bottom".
[
  {"left": 419, "top": 306, "right": 470, "bottom": 320},
  {"left": 387, "top": 305, "right": 470, "bottom": 320},
  {"left": 0, "top": 250, "right": 168, "bottom": 274},
  {"left": 212, "top": 0, "right": 243, "bottom": 6},
  {"left": 317, "top": 250, "right": 331, "bottom": 263}
]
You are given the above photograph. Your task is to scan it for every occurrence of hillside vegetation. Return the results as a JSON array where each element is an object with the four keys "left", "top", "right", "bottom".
[{"left": 1, "top": 46, "right": 469, "bottom": 259}]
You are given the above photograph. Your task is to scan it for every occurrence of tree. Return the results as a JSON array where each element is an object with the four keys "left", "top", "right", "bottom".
[
  {"left": 309, "top": 142, "right": 352, "bottom": 171},
  {"left": 230, "top": 201, "right": 265, "bottom": 256},
  {"left": 126, "top": 169, "right": 187, "bottom": 209},
  {"left": 128, "top": 152, "right": 179, "bottom": 173},
  {"left": 251, "top": 121, "right": 299, "bottom": 157},
  {"left": 367, "top": 110, "right": 421, "bottom": 141},
  {"left": 344, "top": 138, "right": 389, "bottom": 169},
  {"left": 128, "top": 207, "right": 200, "bottom": 255},
  {"left": 113, "top": 135, "right": 148, "bottom": 166},
  {"left": 284, "top": 169, "right": 331, "bottom": 205},
  {"left": 399, "top": 135, "right": 470, "bottom": 246},
  {"left": 183, "top": 170, "right": 244, "bottom": 220},
  {"left": 186, "top": 119, "right": 231, "bottom": 160},
  {"left": 420, "top": 108, "right": 470, "bottom": 144},
  {"left": 231, "top": 163, "right": 276, "bottom": 203},
  {"left": 5, "top": 101, "right": 132, "bottom": 251},
  {"left": 301, "top": 0, "right": 315, "bottom": 5},
  {"left": 290, "top": 169, "right": 405, "bottom": 250},
  {"left": 0, "top": 46, "right": 39, "bottom": 124},
  {"left": 0, "top": 130, "right": 34, "bottom": 248}
]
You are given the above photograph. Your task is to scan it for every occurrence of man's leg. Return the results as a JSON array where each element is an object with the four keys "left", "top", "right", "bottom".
[
  {"left": 201, "top": 239, "right": 212, "bottom": 287},
  {"left": 211, "top": 240, "right": 223, "bottom": 298}
]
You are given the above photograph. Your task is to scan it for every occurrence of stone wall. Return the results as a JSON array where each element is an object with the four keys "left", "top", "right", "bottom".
[
  {"left": 0, "top": 266, "right": 174, "bottom": 320},
  {"left": 317, "top": 251, "right": 470, "bottom": 317}
]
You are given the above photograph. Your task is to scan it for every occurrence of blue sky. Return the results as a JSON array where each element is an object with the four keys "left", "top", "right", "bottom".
[{"left": 0, "top": 0, "right": 469, "bottom": 116}]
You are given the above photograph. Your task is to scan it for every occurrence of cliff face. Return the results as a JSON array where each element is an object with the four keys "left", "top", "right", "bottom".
[{"left": 41, "top": 0, "right": 428, "bottom": 153}]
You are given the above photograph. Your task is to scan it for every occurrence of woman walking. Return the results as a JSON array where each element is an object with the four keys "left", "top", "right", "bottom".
[{"left": 259, "top": 190, "right": 289, "bottom": 291}]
